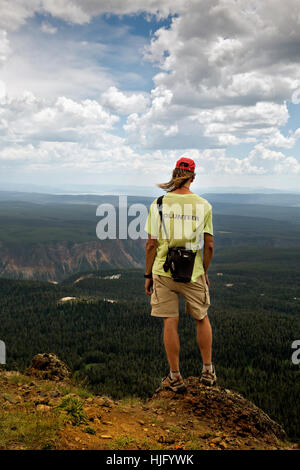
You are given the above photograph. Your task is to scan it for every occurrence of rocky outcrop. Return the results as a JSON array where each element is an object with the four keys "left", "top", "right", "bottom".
[
  {"left": 151, "top": 377, "right": 286, "bottom": 443},
  {"left": 25, "top": 353, "right": 71, "bottom": 381}
]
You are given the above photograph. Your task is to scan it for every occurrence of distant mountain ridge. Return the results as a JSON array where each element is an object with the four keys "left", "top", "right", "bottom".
[
  {"left": 1, "top": 190, "right": 300, "bottom": 207},
  {"left": 1, "top": 182, "right": 299, "bottom": 196},
  {"left": 202, "top": 193, "right": 300, "bottom": 207}
]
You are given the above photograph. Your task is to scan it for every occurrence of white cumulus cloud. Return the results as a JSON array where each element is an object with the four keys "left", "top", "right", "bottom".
[
  {"left": 102, "top": 87, "right": 150, "bottom": 115},
  {"left": 137, "top": 0, "right": 300, "bottom": 150}
]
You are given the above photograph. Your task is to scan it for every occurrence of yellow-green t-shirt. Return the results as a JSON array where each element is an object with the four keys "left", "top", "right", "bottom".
[{"left": 144, "top": 192, "right": 214, "bottom": 282}]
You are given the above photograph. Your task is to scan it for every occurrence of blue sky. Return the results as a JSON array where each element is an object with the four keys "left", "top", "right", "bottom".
[{"left": 0, "top": 0, "right": 300, "bottom": 192}]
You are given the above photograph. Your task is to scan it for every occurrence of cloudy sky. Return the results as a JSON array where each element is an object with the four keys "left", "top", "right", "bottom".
[{"left": 1, "top": 0, "right": 300, "bottom": 191}]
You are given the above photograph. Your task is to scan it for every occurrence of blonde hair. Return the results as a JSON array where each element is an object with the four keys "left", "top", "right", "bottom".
[{"left": 157, "top": 168, "right": 195, "bottom": 192}]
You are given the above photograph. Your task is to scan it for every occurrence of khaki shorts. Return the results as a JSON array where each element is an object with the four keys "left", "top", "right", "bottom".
[{"left": 150, "top": 273, "right": 210, "bottom": 321}]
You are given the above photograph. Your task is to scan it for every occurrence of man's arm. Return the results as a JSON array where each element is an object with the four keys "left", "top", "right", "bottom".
[
  {"left": 202, "top": 233, "right": 214, "bottom": 287},
  {"left": 145, "top": 234, "right": 158, "bottom": 295}
]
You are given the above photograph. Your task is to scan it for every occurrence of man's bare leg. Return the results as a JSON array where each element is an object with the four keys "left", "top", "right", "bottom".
[
  {"left": 161, "top": 317, "right": 187, "bottom": 392},
  {"left": 195, "top": 315, "right": 212, "bottom": 364},
  {"left": 163, "top": 317, "right": 180, "bottom": 372}
]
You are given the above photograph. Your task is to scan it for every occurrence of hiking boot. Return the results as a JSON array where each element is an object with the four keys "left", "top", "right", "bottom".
[
  {"left": 200, "top": 365, "right": 217, "bottom": 386},
  {"left": 161, "top": 373, "right": 187, "bottom": 393}
]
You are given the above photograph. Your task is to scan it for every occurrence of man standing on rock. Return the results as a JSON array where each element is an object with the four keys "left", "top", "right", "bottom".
[{"left": 144, "top": 157, "right": 216, "bottom": 392}]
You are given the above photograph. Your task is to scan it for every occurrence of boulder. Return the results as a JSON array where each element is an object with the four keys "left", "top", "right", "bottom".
[{"left": 26, "top": 353, "right": 71, "bottom": 381}]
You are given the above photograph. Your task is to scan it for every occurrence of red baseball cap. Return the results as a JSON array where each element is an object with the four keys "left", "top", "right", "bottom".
[{"left": 175, "top": 157, "right": 195, "bottom": 173}]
